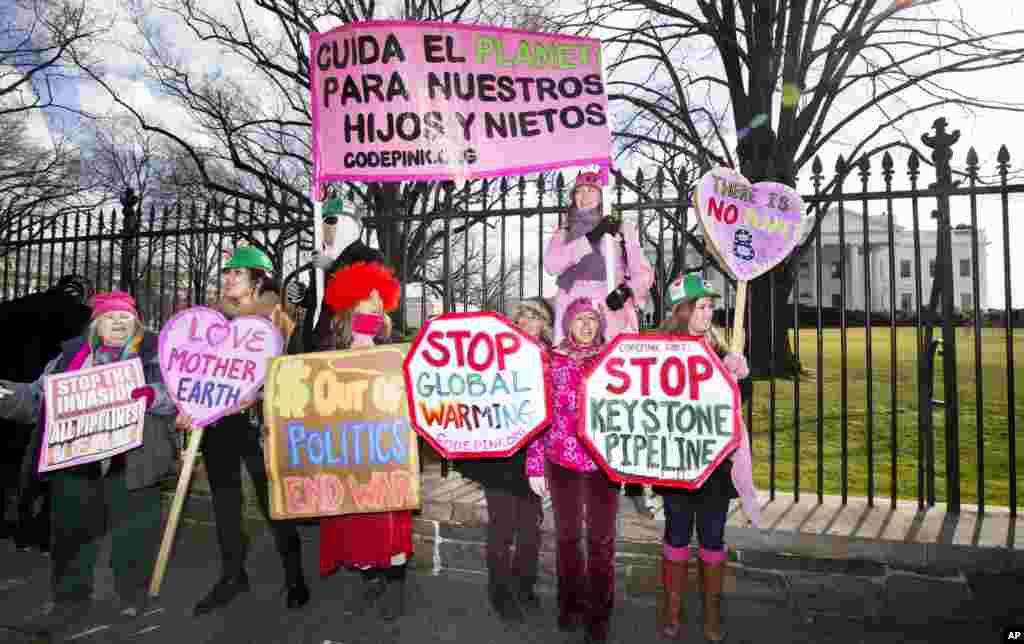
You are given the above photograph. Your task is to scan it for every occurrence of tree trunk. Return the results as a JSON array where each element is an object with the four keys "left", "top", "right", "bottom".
[{"left": 745, "top": 263, "right": 801, "bottom": 378}]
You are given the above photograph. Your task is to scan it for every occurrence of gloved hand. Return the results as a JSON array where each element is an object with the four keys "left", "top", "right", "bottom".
[
  {"left": 723, "top": 353, "right": 750, "bottom": 380},
  {"left": 528, "top": 476, "right": 548, "bottom": 498},
  {"left": 130, "top": 385, "right": 155, "bottom": 410},
  {"left": 585, "top": 218, "right": 621, "bottom": 246},
  {"left": 312, "top": 251, "right": 334, "bottom": 271},
  {"left": 286, "top": 281, "right": 307, "bottom": 306}
]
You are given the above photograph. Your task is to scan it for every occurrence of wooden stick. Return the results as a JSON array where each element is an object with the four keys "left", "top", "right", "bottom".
[
  {"left": 149, "top": 425, "right": 205, "bottom": 598},
  {"left": 730, "top": 280, "right": 748, "bottom": 355}
]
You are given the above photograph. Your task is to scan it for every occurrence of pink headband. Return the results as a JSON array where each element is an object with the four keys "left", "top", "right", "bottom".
[{"left": 574, "top": 171, "right": 603, "bottom": 192}]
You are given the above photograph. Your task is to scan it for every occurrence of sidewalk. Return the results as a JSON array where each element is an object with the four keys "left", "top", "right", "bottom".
[
  {"left": 2, "top": 461, "right": 1022, "bottom": 644},
  {"left": 0, "top": 515, "right": 1011, "bottom": 644}
]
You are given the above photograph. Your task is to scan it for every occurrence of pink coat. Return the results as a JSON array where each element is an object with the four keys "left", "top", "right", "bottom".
[
  {"left": 544, "top": 222, "right": 655, "bottom": 344},
  {"left": 526, "top": 349, "right": 602, "bottom": 476}
]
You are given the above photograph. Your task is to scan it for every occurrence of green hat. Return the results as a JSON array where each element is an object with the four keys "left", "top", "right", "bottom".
[
  {"left": 224, "top": 246, "right": 274, "bottom": 273},
  {"left": 321, "top": 196, "right": 356, "bottom": 220},
  {"left": 667, "top": 271, "right": 720, "bottom": 307}
]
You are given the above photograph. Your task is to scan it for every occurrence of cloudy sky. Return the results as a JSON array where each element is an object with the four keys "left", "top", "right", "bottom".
[{"left": 10, "top": 0, "right": 1024, "bottom": 309}]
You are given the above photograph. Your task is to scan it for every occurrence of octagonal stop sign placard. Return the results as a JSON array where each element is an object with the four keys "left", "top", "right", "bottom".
[
  {"left": 579, "top": 334, "right": 742, "bottom": 488},
  {"left": 404, "top": 312, "right": 552, "bottom": 459}
]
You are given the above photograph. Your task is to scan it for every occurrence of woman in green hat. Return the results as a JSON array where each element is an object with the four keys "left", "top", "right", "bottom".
[
  {"left": 654, "top": 271, "right": 760, "bottom": 642},
  {"left": 176, "top": 245, "right": 311, "bottom": 616}
]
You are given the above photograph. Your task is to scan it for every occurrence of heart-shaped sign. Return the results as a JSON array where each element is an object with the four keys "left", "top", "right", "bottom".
[
  {"left": 159, "top": 306, "right": 284, "bottom": 428},
  {"left": 695, "top": 167, "right": 805, "bottom": 281}
]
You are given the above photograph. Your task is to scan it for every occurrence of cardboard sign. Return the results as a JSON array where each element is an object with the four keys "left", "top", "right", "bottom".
[
  {"left": 159, "top": 307, "right": 283, "bottom": 428},
  {"left": 310, "top": 21, "right": 611, "bottom": 187},
  {"left": 40, "top": 358, "right": 147, "bottom": 473},
  {"left": 263, "top": 345, "right": 420, "bottom": 520},
  {"left": 578, "top": 334, "right": 742, "bottom": 488},
  {"left": 403, "top": 312, "right": 551, "bottom": 459},
  {"left": 694, "top": 166, "right": 804, "bottom": 281}
]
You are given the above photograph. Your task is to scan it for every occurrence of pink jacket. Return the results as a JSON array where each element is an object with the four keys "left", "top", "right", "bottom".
[
  {"left": 526, "top": 349, "right": 602, "bottom": 476},
  {"left": 544, "top": 222, "right": 655, "bottom": 344}
]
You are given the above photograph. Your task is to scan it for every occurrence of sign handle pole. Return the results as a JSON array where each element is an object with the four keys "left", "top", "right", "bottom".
[
  {"left": 149, "top": 425, "right": 205, "bottom": 598},
  {"left": 730, "top": 280, "right": 748, "bottom": 355}
]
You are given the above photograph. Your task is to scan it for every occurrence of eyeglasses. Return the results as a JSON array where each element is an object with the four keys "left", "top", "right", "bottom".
[{"left": 322, "top": 215, "right": 338, "bottom": 225}]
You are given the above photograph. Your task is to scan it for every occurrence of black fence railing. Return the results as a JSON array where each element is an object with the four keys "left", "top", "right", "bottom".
[{"left": 1, "top": 119, "right": 1019, "bottom": 515}]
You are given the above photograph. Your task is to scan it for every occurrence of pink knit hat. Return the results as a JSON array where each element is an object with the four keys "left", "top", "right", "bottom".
[
  {"left": 562, "top": 297, "right": 607, "bottom": 341},
  {"left": 573, "top": 171, "right": 603, "bottom": 193},
  {"left": 90, "top": 291, "right": 140, "bottom": 321}
]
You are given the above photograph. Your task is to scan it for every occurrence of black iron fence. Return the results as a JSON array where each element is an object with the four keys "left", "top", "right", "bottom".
[{"left": 1, "top": 120, "right": 1019, "bottom": 515}]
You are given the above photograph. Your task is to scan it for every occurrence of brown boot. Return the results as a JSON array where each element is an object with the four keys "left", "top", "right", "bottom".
[
  {"left": 657, "top": 557, "right": 688, "bottom": 639},
  {"left": 700, "top": 561, "right": 726, "bottom": 642}
]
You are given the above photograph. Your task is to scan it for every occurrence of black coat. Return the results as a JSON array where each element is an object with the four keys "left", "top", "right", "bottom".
[
  {"left": 0, "top": 290, "right": 90, "bottom": 490},
  {"left": 455, "top": 447, "right": 533, "bottom": 498}
]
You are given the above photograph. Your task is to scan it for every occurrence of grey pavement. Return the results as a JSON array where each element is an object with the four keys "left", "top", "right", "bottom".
[{"left": 0, "top": 515, "right": 1017, "bottom": 644}]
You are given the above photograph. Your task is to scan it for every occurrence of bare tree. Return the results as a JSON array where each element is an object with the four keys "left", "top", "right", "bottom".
[
  {"left": 70, "top": 0, "right": 563, "bottom": 294},
  {"left": 556, "top": 0, "right": 1024, "bottom": 375},
  {"left": 423, "top": 233, "right": 523, "bottom": 312},
  {"left": 0, "top": 0, "right": 102, "bottom": 116},
  {"left": 0, "top": 0, "right": 107, "bottom": 262}
]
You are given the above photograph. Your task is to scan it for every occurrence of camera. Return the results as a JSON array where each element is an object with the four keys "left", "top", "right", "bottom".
[{"left": 605, "top": 283, "right": 633, "bottom": 312}]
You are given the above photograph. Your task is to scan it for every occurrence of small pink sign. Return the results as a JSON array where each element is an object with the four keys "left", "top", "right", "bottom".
[
  {"left": 159, "top": 307, "right": 283, "bottom": 428},
  {"left": 695, "top": 167, "right": 805, "bottom": 281},
  {"left": 40, "top": 359, "right": 147, "bottom": 473}
]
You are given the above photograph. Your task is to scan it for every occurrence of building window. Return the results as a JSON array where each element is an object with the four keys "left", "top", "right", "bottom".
[
  {"left": 960, "top": 259, "right": 971, "bottom": 277},
  {"left": 961, "top": 293, "right": 973, "bottom": 311},
  {"left": 831, "top": 294, "right": 841, "bottom": 308},
  {"left": 901, "top": 293, "right": 913, "bottom": 311},
  {"left": 831, "top": 262, "right": 841, "bottom": 278},
  {"left": 900, "top": 260, "right": 911, "bottom": 278},
  {"left": 929, "top": 260, "right": 935, "bottom": 277}
]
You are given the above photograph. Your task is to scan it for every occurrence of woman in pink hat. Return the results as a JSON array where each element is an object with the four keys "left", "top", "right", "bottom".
[
  {"left": 544, "top": 170, "right": 658, "bottom": 517},
  {"left": 544, "top": 171, "right": 654, "bottom": 345},
  {"left": 0, "top": 291, "right": 180, "bottom": 633}
]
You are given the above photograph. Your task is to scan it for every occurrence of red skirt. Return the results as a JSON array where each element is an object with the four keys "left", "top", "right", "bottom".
[{"left": 320, "top": 510, "right": 413, "bottom": 575}]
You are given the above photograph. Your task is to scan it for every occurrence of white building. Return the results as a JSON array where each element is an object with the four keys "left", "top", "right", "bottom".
[
  {"left": 788, "top": 208, "right": 989, "bottom": 314},
  {"left": 650, "top": 207, "right": 989, "bottom": 316}
]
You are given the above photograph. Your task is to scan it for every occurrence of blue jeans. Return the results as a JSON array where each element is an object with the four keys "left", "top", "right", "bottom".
[{"left": 662, "top": 492, "right": 729, "bottom": 551}]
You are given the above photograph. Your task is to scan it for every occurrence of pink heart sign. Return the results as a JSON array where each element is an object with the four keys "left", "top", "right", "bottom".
[
  {"left": 695, "top": 167, "right": 805, "bottom": 281},
  {"left": 159, "top": 306, "right": 284, "bottom": 428}
]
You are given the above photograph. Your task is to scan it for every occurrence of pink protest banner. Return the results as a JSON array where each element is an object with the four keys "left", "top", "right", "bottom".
[
  {"left": 40, "top": 358, "right": 147, "bottom": 473},
  {"left": 310, "top": 21, "right": 611, "bottom": 187},
  {"left": 158, "top": 307, "right": 284, "bottom": 428}
]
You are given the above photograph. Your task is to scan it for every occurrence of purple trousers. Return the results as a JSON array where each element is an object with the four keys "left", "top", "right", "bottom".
[
  {"left": 483, "top": 487, "right": 543, "bottom": 594},
  {"left": 547, "top": 461, "right": 620, "bottom": 639}
]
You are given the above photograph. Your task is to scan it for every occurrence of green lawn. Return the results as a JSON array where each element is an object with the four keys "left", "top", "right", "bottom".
[{"left": 746, "top": 326, "right": 1024, "bottom": 508}]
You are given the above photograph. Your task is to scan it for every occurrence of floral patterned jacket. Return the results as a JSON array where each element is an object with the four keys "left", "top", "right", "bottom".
[{"left": 526, "top": 349, "right": 602, "bottom": 476}]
